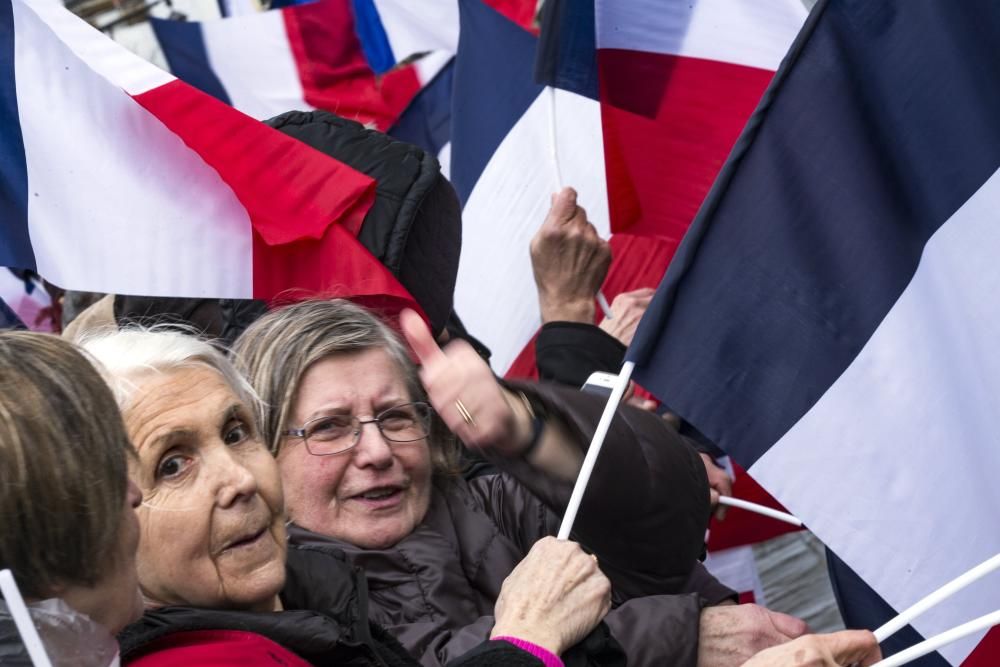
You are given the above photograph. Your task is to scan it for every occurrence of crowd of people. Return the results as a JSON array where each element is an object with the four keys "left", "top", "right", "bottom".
[{"left": 0, "top": 113, "right": 883, "bottom": 666}]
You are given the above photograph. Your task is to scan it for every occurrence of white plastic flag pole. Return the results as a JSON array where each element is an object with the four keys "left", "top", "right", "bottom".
[
  {"left": 874, "top": 552, "right": 1000, "bottom": 643},
  {"left": 547, "top": 86, "right": 614, "bottom": 322},
  {"left": 0, "top": 569, "right": 53, "bottom": 667},
  {"left": 717, "top": 496, "right": 803, "bottom": 527},
  {"left": 558, "top": 361, "right": 635, "bottom": 539},
  {"left": 872, "top": 609, "right": 1000, "bottom": 667}
]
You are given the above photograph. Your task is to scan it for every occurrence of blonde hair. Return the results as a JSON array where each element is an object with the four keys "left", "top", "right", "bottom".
[
  {"left": 231, "top": 299, "right": 459, "bottom": 473},
  {"left": 0, "top": 332, "right": 131, "bottom": 598}
]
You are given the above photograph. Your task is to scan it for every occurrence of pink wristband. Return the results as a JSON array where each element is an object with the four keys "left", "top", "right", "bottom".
[{"left": 491, "top": 636, "right": 564, "bottom": 667}]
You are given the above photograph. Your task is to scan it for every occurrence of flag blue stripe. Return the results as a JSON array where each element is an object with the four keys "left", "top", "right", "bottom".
[
  {"left": 826, "top": 551, "right": 946, "bottom": 667},
  {"left": 533, "top": 0, "right": 598, "bottom": 100},
  {"left": 388, "top": 58, "right": 454, "bottom": 156},
  {"left": 450, "top": 0, "right": 542, "bottom": 205},
  {"left": 150, "top": 18, "right": 232, "bottom": 107},
  {"left": 0, "top": 0, "right": 34, "bottom": 271},
  {"left": 627, "top": 0, "right": 1000, "bottom": 468},
  {"left": 351, "top": 0, "right": 396, "bottom": 75}
]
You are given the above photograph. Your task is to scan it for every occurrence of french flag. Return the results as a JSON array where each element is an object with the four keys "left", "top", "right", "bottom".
[
  {"left": 446, "top": 0, "right": 682, "bottom": 379},
  {"left": 1, "top": 0, "right": 413, "bottom": 308},
  {"left": 352, "top": 0, "right": 536, "bottom": 74},
  {"left": 627, "top": 0, "right": 1000, "bottom": 664},
  {"left": 537, "top": 0, "right": 807, "bottom": 240},
  {"left": 149, "top": 0, "right": 445, "bottom": 129}
]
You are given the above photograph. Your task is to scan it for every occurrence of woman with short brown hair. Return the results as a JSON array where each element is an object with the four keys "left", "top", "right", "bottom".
[{"left": 0, "top": 331, "right": 143, "bottom": 664}]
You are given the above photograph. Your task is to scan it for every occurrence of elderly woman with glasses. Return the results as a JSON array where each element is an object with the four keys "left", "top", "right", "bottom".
[
  {"left": 231, "top": 299, "right": 742, "bottom": 667},
  {"left": 80, "top": 328, "right": 614, "bottom": 667}
]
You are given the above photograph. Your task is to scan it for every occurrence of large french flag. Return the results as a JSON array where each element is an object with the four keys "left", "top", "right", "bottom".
[
  {"left": 1, "top": 0, "right": 413, "bottom": 307},
  {"left": 149, "top": 0, "right": 441, "bottom": 129},
  {"left": 538, "top": 0, "right": 807, "bottom": 240},
  {"left": 448, "top": 0, "right": 682, "bottom": 378},
  {"left": 627, "top": 1, "right": 1000, "bottom": 664}
]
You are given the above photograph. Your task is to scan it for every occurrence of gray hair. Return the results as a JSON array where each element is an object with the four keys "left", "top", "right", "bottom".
[
  {"left": 231, "top": 300, "right": 458, "bottom": 472},
  {"left": 79, "top": 326, "right": 260, "bottom": 417},
  {"left": 0, "top": 332, "right": 131, "bottom": 598}
]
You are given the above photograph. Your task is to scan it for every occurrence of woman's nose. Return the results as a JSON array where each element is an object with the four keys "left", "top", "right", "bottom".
[
  {"left": 213, "top": 450, "right": 259, "bottom": 507},
  {"left": 351, "top": 421, "right": 394, "bottom": 469}
]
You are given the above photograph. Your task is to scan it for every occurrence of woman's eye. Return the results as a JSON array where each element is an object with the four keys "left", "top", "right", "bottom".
[
  {"left": 224, "top": 422, "right": 250, "bottom": 446},
  {"left": 157, "top": 454, "right": 190, "bottom": 479}
]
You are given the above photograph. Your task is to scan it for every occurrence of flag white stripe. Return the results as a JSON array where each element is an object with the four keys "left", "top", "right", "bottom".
[
  {"left": 15, "top": 0, "right": 253, "bottom": 298},
  {"left": 454, "top": 89, "right": 608, "bottom": 374},
  {"left": 21, "top": 0, "right": 173, "bottom": 94},
  {"left": 201, "top": 10, "right": 310, "bottom": 121},
  {"left": 371, "top": 0, "right": 459, "bottom": 60},
  {"left": 750, "top": 166, "right": 1000, "bottom": 664},
  {"left": 595, "top": 0, "right": 807, "bottom": 73}
]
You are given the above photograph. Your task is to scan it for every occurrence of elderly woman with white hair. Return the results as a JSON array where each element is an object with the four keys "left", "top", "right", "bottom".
[
  {"left": 80, "top": 327, "right": 615, "bottom": 667},
  {"left": 231, "top": 299, "right": 759, "bottom": 667}
]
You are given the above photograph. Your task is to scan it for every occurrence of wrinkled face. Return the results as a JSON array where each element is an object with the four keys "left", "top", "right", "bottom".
[
  {"left": 125, "top": 366, "right": 287, "bottom": 611},
  {"left": 279, "top": 348, "right": 433, "bottom": 549}
]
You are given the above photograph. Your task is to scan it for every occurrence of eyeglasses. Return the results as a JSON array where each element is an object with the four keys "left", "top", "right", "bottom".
[{"left": 281, "top": 402, "right": 433, "bottom": 456}]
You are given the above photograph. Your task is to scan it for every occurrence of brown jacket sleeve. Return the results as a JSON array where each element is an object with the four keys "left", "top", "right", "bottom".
[{"left": 483, "top": 381, "right": 712, "bottom": 599}]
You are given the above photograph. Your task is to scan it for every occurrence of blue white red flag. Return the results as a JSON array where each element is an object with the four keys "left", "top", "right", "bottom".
[
  {"left": 626, "top": 1, "right": 1000, "bottom": 664},
  {"left": 149, "top": 0, "right": 446, "bottom": 129},
  {"left": 1, "top": 0, "right": 414, "bottom": 308},
  {"left": 536, "top": 0, "right": 806, "bottom": 240},
  {"left": 352, "top": 0, "right": 535, "bottom": 73},
  {"left": 444, "top": 1, "right": 704, "bottom": 386}
]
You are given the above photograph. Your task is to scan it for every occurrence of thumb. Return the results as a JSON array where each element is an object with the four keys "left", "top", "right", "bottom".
[
  {"left": 547, "top": 187, "right": 578, "bottom": 226},
  {"left": 767, "top": 609, "right": 810, "bottom": 639},
  {"left": 400, "top": 308, "right": 445, "bottom": 366}
]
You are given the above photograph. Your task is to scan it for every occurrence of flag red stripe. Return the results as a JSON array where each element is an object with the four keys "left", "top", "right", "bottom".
[
  {"left": 962, "top": 626, "right": 1000, "bottom": 666},
  {"left": 132, "top": 79, "right": 376, "bottom": 247},
  {"left": 251, "top": 222, "right": 419, "bottom": 313},
  {"left": 283, "top": 0, "right": 419, "bottom": 131},
  {"left": 598, "top": 49, "right": 774, "bottom": 238}
]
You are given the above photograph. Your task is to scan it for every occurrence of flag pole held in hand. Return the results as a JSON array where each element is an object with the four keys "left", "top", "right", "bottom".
[
  {"left": 874, "top": 552, "right": 1000, "bottom": 643},
  {"left": 717, "top": 496, "right": 802, "bottom": 527},
  {"left": 558, "top": 362, "right": 635, "bottom": 539},
  {"left": 873, "top": 609, "right": 1000, "bottom": 667}
]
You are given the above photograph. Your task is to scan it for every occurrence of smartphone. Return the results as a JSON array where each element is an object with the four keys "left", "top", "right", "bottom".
[{"left": 581, "top": 371, "right": 618, "bottom": 398}]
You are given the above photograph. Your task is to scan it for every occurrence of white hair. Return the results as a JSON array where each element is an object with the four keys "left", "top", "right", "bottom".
[{"left": 79, "top": 327, "right": 261, "bottom": 415}]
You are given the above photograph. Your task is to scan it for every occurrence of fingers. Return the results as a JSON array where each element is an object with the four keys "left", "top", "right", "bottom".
[
  {"left": 547, "top": 187, "right": 579, "bottom": 226},
  {"left": 824, "top": 630, "right": 882, "bottom": 666},
  {"left": 399, "top": 308, "right": 446, "bottom": 366}
]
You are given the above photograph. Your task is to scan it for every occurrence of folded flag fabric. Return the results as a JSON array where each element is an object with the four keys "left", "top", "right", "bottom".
[
  {"left": 627, "top": 1, "right": 1000, "bottom": 663},
  {"left": 150, "top": 0, "right": 439, "bottom": 129},
  {"left": 536, "top": 0, "right": 807, "bottom": 240},
  {"left": 2, "top": 0, "right": 414, "bottom": 309}
]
